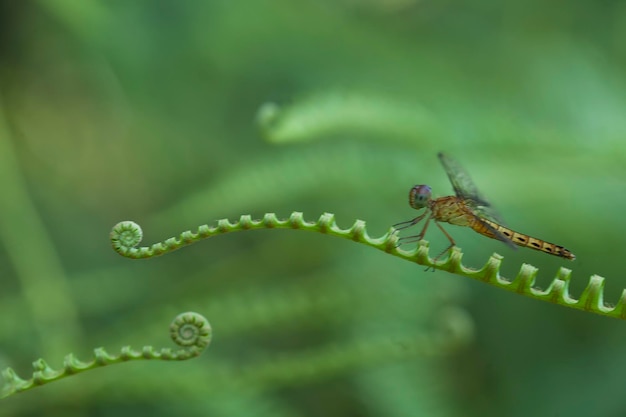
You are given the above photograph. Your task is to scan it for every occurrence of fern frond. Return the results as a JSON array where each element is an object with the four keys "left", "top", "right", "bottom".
[
  {"left": 111, "top": 212, "right": 623, "bottom": 321},
  {"left": 0, "top": 312, "right": 211, "bottom": 398},
  {"left": 256, "top": 92, "right": 438, "bottom": 145}
]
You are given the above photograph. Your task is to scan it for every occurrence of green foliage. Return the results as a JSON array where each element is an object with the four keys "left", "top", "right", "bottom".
[{"left": 2, "top": 1, "right": 626, "bottom": 416}]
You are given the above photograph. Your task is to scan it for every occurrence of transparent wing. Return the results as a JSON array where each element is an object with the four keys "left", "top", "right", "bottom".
[{"left": 437, "top": 152, "right": 508, "bottom": 225}]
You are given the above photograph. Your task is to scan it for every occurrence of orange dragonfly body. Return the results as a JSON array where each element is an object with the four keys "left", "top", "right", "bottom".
[{"left": 394, "top": 153, "right": 575, "bottom": 261}]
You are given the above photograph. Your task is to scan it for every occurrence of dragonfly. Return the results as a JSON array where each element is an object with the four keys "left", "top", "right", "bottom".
[{"left": 393, "top": 152, "right": 575, "bottom": 261}]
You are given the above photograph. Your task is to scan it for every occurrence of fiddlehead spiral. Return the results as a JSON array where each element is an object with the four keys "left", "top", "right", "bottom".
[
  {"left": 170, "top": 312, "right": 213, "bottom": 349},
  {"left": 109, "top": 212, "right": 626, "bottom": 323},
  {"left": 1, "top": 312, "right": 211, "bottom": 398},
  {"left": 110, "top": 221, "right": 144, "bottom": 257}
]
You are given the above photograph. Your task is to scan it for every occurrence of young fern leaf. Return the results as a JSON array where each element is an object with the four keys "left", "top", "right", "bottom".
[
  {"left": 1, "top": 312, "right": 211, "bottom": 399},
  {"left": 111, "top": 212, "right": 626, "bottom": 322}
]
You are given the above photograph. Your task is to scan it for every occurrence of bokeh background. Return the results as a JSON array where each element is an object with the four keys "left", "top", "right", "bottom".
[{"left": 1, "top": 1, "right": 625, "bottom": 416}]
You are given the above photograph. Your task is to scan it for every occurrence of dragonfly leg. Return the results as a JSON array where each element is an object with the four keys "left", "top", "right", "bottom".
[
  {"left": 417, "top": 215, "right": 432, "bottom": 240},
  {"left": 431, "top": 221, "right": 456, "bottom": 262},
  {"left": 392, "top": 211, "right": 427, "bottom": 232},
  {"left": 395, "top": 214, "right": 432, "bottom": 246}
]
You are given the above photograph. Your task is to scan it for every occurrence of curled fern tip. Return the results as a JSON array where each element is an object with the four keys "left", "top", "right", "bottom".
[
  {"left": 110, "top": 221, "right": 143, "bottom": 254},
  {"left": 170, "top": 312, "right": 212, "bottom": 349}
]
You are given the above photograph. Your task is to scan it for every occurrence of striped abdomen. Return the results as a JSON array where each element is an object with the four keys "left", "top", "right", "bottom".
[{"left": 471, "top": 218, "right": 576, "bottom": 260}]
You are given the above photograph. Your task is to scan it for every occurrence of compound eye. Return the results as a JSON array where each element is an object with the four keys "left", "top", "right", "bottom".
[{"left": 409, "top": 185, "right": 432, "bottom": 209}]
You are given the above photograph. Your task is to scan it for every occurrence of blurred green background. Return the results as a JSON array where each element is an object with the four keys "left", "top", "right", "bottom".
[{"left": 1, "top": 1, "right": 626, "bottom": 416}]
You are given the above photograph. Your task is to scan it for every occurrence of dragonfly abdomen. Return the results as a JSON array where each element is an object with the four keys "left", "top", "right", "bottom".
[{"left": 472, "top": 219, "right": 576, "bottom": 260}]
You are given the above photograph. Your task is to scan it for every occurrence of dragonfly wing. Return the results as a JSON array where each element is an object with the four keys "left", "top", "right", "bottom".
[
  {"left": 438, "top": 152, "right": 508, "bottom": 226},
  {"left": 470, "top": 203, "right": 508, "bottom": 227}
]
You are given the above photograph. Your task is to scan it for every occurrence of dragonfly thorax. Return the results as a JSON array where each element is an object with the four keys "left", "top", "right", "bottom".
[{"left": 409, "top": 185, "right": 433, "bottom": 210}]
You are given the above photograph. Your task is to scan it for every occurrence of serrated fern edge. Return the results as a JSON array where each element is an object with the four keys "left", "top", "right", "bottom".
[
  {"left": 110, "top": 212, "right": 624, "bottom": 321},
  {"left": 1, "top": 312, "right": 212, "bottom": 399}
]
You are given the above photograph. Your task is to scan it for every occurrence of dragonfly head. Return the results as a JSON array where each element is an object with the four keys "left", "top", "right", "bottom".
[{"left": 409, "top": 185, "right": 432, "bottom": 209}]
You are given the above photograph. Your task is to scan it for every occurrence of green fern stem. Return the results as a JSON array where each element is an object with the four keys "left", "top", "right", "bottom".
[
  {"left": 1, "top": 312, "right": 212, "bottom": 398},
  {"left": 110, "top": 212, "right": 625, "bottom": 322}
]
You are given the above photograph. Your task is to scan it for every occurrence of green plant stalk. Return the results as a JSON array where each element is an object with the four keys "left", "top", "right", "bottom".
[
  {"left": 110, "top": 212, "right": 624, "bottom": 321},
  {"left": 0, "top": 104, "right": 81, "bottom": 358}
]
